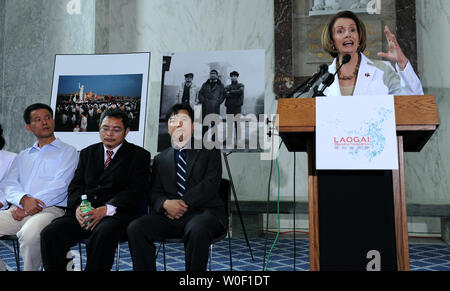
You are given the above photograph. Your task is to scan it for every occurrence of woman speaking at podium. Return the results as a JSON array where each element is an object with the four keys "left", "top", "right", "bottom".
[
  {"left": 314, "top": 11, "right": 424, "bottom": 271},
  {"left": 320, "top": 10, "right": 423, "bottom": 96}
]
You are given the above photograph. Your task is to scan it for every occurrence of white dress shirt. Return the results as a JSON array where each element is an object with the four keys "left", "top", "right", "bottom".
[
  {"left": 103, "top": 143, "right": 123, "bottom": 216},
  {"left": 4, "top": 138, "right": 78, "bottom": 209},
  {"left": 0, "top": 150, "right": 17, "bottom": 210}
]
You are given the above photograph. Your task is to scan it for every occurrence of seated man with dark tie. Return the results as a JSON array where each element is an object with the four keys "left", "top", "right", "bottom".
[
  {"left": 127, "top": 103, "right": 226, "bottom": 271},
  {"left": 40, "top": 108, "right": 151, "bottom": 271}
]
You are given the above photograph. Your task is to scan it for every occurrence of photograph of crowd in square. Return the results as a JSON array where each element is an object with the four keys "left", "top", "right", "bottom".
[{"left": 54, "top": 74, "right": 143, "bottom": 132}]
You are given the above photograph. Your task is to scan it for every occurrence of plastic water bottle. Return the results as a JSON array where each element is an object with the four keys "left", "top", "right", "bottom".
[{"left": 80, "top": 195, "right": 93, "bottom": 230}]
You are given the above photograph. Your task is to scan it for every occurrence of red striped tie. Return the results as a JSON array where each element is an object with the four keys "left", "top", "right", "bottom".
[{"left": 104, "top": 150, "right": 114, "bottom": 169}]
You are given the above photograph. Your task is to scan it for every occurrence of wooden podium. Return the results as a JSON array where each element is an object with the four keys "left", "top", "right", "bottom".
[{"left": 277, "top": 95, "right": 440, "bottom": 271}]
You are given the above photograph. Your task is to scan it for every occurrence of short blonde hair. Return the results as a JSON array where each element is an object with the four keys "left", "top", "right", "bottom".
[{"left": 321, "top": 10, "right": 367, "bottom": 58}]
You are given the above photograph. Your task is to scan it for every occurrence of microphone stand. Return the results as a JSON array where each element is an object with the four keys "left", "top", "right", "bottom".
[
  {"left": 286, "top": 76, "right": 313, "bottom": 98},
  {"left": 314, "top": 54, "right": 352, "bottom": 97},
  {"left": 314, "top": 73, "right": 335, "bottom": 97},
  {"left": 287, "top": 64, "right": 328, "bottom": 98}
]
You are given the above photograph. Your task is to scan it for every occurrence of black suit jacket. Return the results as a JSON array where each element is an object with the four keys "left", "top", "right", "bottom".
[
  {"left": 150, "top": 148, "right": 226, "bottom": 225},
  {"left": 67, "top": 140, "right": 151, "bottom": 221}
]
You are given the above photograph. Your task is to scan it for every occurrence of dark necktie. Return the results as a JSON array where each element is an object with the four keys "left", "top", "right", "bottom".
[
  {"left": 176, "top": 149, "right": 187, "bottom": 196},
  {"left": 104, "top": 150, "right": 114, "bottom": 169}
]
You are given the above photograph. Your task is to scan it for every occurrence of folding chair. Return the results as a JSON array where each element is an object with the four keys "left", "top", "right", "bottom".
[{"left": 0, "top": 235, "right": 21, "bottom": 271}]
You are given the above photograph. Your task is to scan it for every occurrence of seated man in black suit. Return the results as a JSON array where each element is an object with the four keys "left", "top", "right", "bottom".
[
  {"left": 41, "top": 109, "right": 150, "bottom": 271},
  {"left": 127, "top": 103, "right": 226, "bottom": 271}
]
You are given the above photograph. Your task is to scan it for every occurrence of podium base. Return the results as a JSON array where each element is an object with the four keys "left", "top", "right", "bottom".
[{"left": 317, "top": 170, "right": 398, "bottom": 271}]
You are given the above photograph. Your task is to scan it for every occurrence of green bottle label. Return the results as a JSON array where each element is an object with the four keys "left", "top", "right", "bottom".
[{"left": 80, "top": 200, "right": 93, "bottom": 230}]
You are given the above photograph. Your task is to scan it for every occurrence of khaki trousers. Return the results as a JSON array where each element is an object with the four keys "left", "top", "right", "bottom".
[{"left": 0, "top": 206, "right": 64, "bottom": 271}]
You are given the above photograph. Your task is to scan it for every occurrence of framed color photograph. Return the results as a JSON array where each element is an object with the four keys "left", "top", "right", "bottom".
[{"left": 50, "top": 53, "right": 150, "bottom": 150}]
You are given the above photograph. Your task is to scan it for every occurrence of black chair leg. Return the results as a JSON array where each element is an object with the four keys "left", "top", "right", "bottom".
[
  {"left": 155, "top": 242, "right": 162, "bottom": 258},
  {"left": 209, "top": 245, "right": 213, "bottom": 271},
  {"left": 78, "top": 243, "right": 83, "bottom": 271},
  {"left": 227, "top": 232, "right": 233, "bottom": 271},
  {"left": 163, "top": 242, "right": 167, "bottom": 271},
  {"left": 116, "top": 242, "right": 120, "bottom": 271},
  {"left": 12, "top": 239, "right": 20, "bottom": 271}
]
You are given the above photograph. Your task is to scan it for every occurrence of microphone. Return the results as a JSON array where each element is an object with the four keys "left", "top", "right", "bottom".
[
  {"left": 301, "top": 72, "right": 333, "bottom": 98},
  {"left": 302, "top": 64, "right": 329, "bottom": 94},
  {"left": 333, "top": 54, "right": 351, "bottom": 78},
  {"left": 315, "top": 73, "right": 335, "bottom": 96},
  {"left": 287, "top": 64, "right": 328, "bottom": 98},
  {"left": 315, "top": 54, "right": 351, "bottom": 97}
]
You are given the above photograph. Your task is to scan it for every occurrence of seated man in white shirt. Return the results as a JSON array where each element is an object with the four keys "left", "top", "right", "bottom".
[
  {"left": 0, "top": 123, "right": 17, "bottom": 211},
  {"left": 40, "top": 109, "right": 150, "bottom": 271},
  {"left": 0, "top": 103, "right": 78, "bottom": 271},
  {"left": 0, "top": 123, "right": 17, "bottom": 271}
]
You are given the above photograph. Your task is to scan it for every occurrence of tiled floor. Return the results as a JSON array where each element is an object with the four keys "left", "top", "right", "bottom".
[{"left": 0, "top": 238, "right": 448, "bottom": 271}]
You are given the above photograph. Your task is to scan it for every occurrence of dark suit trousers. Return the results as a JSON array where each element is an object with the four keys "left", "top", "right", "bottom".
[
  {"left": 41, "top": 215, "right": 128, "bottom": 271},
  {"left": 127, "top": 210, "right": 224, "bottom": 271},
  {"left": 226, "top": 106, "right": 242, "bottom": 115}
]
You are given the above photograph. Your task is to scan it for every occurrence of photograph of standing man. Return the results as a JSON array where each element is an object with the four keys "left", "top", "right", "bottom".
[
  {"left": 176, "top": 73, "right": 198, "bottom": 110},
  {"left": 224, "top": 71, "right": 245, "bottom": 115},
  {"left": 224, "top": 71, "right": 245, "bottom": 146},
  {"left": 127, "top": 103, "right": 226, "bottom": 271},
  {"left": 198, "top": 69, "right": 225, "bottom": 119},
  {"left": 40, "top": 108, "right": 151, "bottom": 271},
  {"left": 0, "top": 103, "right": 78, "bottom": 271}
]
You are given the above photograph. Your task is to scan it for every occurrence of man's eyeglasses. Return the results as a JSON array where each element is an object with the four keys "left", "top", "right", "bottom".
[
  {"left": 168, "top": 116, "right": 190, "bottom": 125},
  {"left": 100, "top": 127, "right": 123, "bottom": 134}
]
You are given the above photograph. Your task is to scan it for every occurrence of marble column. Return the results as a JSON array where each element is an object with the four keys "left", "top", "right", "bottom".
[
  {"left": 95, "top": 0, "right": 110, "bottom": 53},
  {"left": 0, "top": 0, "right": 95, "bottom": 152},
  {"left": 0, "top": 0, "right": 5, "bottom": 119},
  {"left": 405, "top": 0, "right": 450, "bottom": 206}
]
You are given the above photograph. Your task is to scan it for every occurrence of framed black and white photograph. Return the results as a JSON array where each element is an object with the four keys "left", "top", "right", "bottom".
[
  {"left": 158, "top": 49, "right": 265, "bottom": 152},
  {"left": 50, "top": 53, "right": 150, "bottom": 150}
]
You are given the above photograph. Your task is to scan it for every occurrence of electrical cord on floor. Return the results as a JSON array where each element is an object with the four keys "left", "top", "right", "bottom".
[
  {"left": 293, "top": 152, "right": 296, "bottom": 270},
  {"left": 264, "top": 157, "right": 281, "bottom": 271},
  {"left": 262, "top": 150, "right": 274, "bottom": 270},
  {"left": 263, "top": 140, "right": 283, "bottom": 271}
]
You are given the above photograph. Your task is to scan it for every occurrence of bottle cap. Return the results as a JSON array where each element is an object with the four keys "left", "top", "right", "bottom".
[{"left": 81, "top": 195, "right": 87, "bottom": 200}]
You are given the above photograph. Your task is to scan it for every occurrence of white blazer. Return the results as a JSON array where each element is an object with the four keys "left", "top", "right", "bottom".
[{"left": 323, "top": 54, "right": 424, "bottom": 96}]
